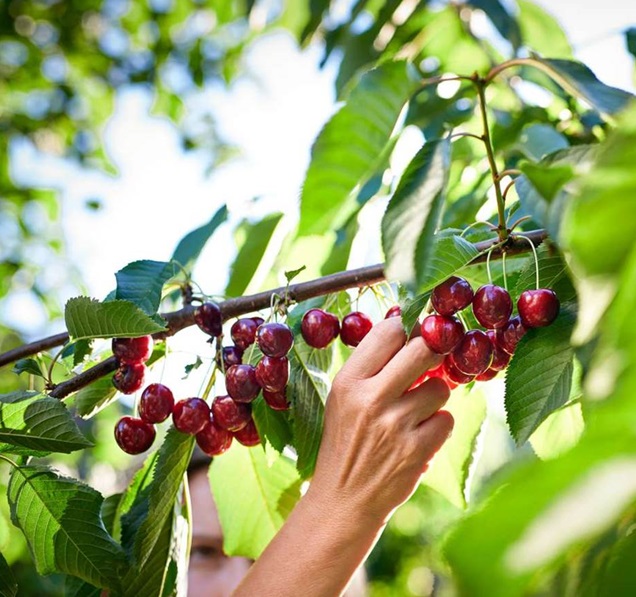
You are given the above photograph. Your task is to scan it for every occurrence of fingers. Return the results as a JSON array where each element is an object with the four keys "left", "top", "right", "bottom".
[
  {"left": 341, "top": 318, "right": 407, "bottom": 380},
  {"left": 399, "top": 378, "right": 451, "bottom": 427},
  {"left": 415, "top": 410, "right": 454, "bottom": 462}
]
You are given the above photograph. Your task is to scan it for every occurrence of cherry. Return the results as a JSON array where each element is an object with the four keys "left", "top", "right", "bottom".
[
  {"left": 112, "top": 362, "right": 146, "bottom": 394},
  {"left": 255, "top": 356, "right": 289, "bottom": 392},
  {"left": 138, "top": 383, "right": 174, "bottom": 423},
  {"left": 486, "top": 330, "right": 512, "bottom": 371},
  {"left": 431, "top": 276, "right": 474, "bottom": 316},
  {"left": 385, "top": 305, "right": 402, "bottom": 319},
  {"left": 450, "top": 330, "right": 493, "bottom": 376},
  {"left": 518, "top": 289, "right": 560, "bottom": 328},
  {"left": 196, "top": 419, "right": 233, "bottom": 456},
  {"left": 256, "top": 322, "right": 294, "bottom": 357},
  {"left": 340, "top": 312, "right": 373, "bottom": 348},
  {"left": 476, "top": 367, "right": 499, "bottom": 382},
  {"left": 495, "top": 316, "right": 527, "bottom": 355},
  {"left": 211, "top": 395, "right": 252, "bottom": 431},
  {"left": 263, "top": 389, "right": 290, "bottom": 411},
  {"left": 225, "top": 364, "right": 260, "bottom": 402},
  {"left": 442, "top": 356, "right": 475, "bottom": 385},
  {"left": 472, "top": 284, "right": 513, "bottom": 329},
  {"left": 172, "top": 397, "right": 210, "bottom": 434},
  {"left": 233, "top": 419, "right": 261, "bottom": 447},
  {"left": 112, "top": 335, "right": 153, "bottom": 364},
  {"left": 301, "top": 309, "right": 340, "bottom": 349},
  {"left": 231, "top": 318, "right": 259, "bottom": 350},
  {"left": 252, "top": 316, "right": 265, "bottom": 328},
  {"left": 216, "top": 345, "right": 243, "bottom": 372},
  {"left": 194, "top": 302, "right": 223, "bottom": 337},
  {"left": 114, "top": 416, "right": 156, "bottom": 454},
  {"left": 421, "top": 314, "right": 465, "bottom": 354},
  {"left": 425, "top": 363, "right": 458, "bottom": 389}
]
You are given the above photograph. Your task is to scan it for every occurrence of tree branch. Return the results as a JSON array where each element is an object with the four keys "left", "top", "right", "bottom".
[{"left": 3, "top": 229, "right": 548, "bottom": 399}]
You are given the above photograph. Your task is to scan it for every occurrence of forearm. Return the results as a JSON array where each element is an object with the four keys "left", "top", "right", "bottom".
[{"left": 232, "top": 484, "right": 384, "bottom": 597}]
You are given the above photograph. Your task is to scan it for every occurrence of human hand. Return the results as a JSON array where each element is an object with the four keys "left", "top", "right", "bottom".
[{"left": 309, "top": 317, "right": 454, "bottom": 523}]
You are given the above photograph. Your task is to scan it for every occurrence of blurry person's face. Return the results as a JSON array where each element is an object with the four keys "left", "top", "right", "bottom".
[{"left": 188, "top": 468, "right": 252, "bottom": 597}]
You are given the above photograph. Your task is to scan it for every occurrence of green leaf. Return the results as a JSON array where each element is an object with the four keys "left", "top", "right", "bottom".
[
  {"left": 12, "top": 358, "right": 44, "bottom": 378},
  {"left": 209, "top": 444, "right": 301, "bottom": 560},
  {"left": 505, "top": 311, "right": 576, "bottom": 445},
  {"left": 65, "top": 297, "right": 167, "bottom": 340},
  {"left": 252, "top": 396, "right": 293, "bottom": 453},
  {"left": 422, "top": 386, "right": 486, "bottom": 508},
  {"left": 517, "top": 0, "right": 572, "bottom": 58},
  {"left": 513, "top": 245, "right": 575, "bottom": 304},
  {"left": 284, "top": 265, "right": 307, "bottom": 284},
  {"left": 8, "top": 465, "right": 127, "bottom": 590},
  {"left": 226, "top": 213, "right": 283, "bottom": 297},
  {"left": 382, "top": 138, "right": 451, "bottom": 288},
  {"left": 74, "top": 376, "right": 117, "bottom": 419},
  {"left": 627, "top": 27, "right": 636, "bottom": 58},
  {"left": 468, "top": 0, "right": 521, "bottom": 49},
  {"left": 399, "top": 291, "right": 432, "bottom": 336},
  {"left": 0, "top": 391, "right": 92, "bottom": 455},
  {"left": 519, "top": 161, "right": 573, "bottom": 201},
  {"left": 115, "top": 260, "right": 179, "bottom": 316},
  {"left": 64, "top": 577, "right": 102, "bottom": 597},
  {"left": 288, "top": 343, "right": 331, "bottom": 478},
  {"left": 171, "top": 205, "right": 228, "bottom": 271},
  {"left": 418, "top": 234, "right": 481, "bottom": 293},
  {"left": 0, "top": 551, "right": 17, "bottom": 597},
  {"left": 320, "top": 212, "right": 360, "bottom": 276},
  {"left": 530, "top": 401, "right": 584, "bottom": 460},
  {"left": 515, "top": 123, "right": 569, "bottom": 162},
  {"left": 299, "top": 61, "right": 419, "bottom": 235},
  {"left": 524, "top": 57, "right": 634, "bottom": 115}
]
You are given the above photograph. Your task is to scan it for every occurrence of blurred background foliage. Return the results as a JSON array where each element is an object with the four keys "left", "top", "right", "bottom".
[{"left": 2, "top": 0, "right": 636, "bottom": 595}]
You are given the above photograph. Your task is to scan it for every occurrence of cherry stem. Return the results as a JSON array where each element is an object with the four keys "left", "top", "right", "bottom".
[
  {"left": 0, "top": 454, "right": 18, "bottom": 468},
  {"left": 201, "top": 367, "right": 217, "bottom": 402},
  {"left": 516, "top": 234, "right": 541, "bottom": 289},
  {"left": 449, "top": 132, "right": 485, "bottom": 143},
  {"left": 508, "top": 215, "right": 532, "bottom": 232},
  {"left": 496, "top": 169, "right": 521, "bottom": 181},
  {"left": 502, "top": 179, "right": 517, "bottom": 202},
  {"left": 460, "top": 220, "right": 498, "bottom": 238},
  {"left": 502, "top": 252, "right": 508, "bottom": 291},
  {"left": 486, "top": 248, "right": 494, "bottom": 284}
]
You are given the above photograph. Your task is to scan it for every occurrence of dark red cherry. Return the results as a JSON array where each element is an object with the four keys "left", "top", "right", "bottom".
[
  {"left": 231, "top": 318, "right": 259, "bottom": 350},
  {"left": 385, "top": 305, "right": 402, "bottom": 319},
  {"left": 255, "top": 356, "right": 289, "bottom": 392},
  {"left": 172, "top": 397, "right": 210, "bottom": 434},
  {"left": 340, "top": 312, "right": 373, "bottom": 348},
  {"left": 425, "top": 363, "right": 458, "bottom": 390},
  {"left": 194, "top": 302, "right": 223, "bottom": 337},
  {"left": 139, "top": 383, "right": 174, "bottom": 423},
  {"left": 252, "top": 316, "right": 265, "bottom": 328},
  {"left": 112, "top": 362, "right": 146, "bottom": 394},
  {"left": 420, "top": 314, "right": 464, "bottom": 354},
  {"left": 431, "top": 276, "right": 474, "bottom": 316},
  {"left": 211, "top": 395, "right": 252, "bottom": 431},
  {"left": 256, "top": 322, "right": 294, "bottom": 357},
  {"left": 233, "top": 419, "right": 261, "bottom": 447},
  {"left": 196, "top": 419, "right": 233, "bottom": 456},
  {"left": 216, "top": 345, "right": 243, "bottom": 372},
  {"left": 495, "top": 316, "right": 527, "bottom": 355},
  {"left": 518, "top": 289, "right": 560, "bottom": 328},
  {"left": 225, "top": 364, "right": 260, "bottom": 403},
  {"left": 263, "top": 389, "right": 290, "bottom": 411},
  {"left": 476, "top": 367, "right": 499, "bottom": 382},
  {"left": 442, "top": 356, "right": 475, "bottom": 385},
  {"left": 450, "top": 330, "right": 493, "bottom": 376},
  {"left": 114, "top": 416, "right": 156, "bottom": 454},
  {"left": 472, "top": 284, "right": 513, "bottom": 329},
  {"left": 301, "top": 309, "right": 340, "bottom": 349},
  {"left": 112, "top": 336, "right": 153, "bottom": 364},
  {"left": 486, "top": 330, "right": 512, "bottom": 371}
]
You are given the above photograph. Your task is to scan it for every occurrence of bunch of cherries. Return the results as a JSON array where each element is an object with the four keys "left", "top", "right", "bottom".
[{"left": 418, "top": 277, "right": 560, "bottom": 386}]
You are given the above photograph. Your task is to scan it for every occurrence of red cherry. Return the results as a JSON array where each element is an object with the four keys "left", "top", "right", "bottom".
[
  {"left": 211, "top": 395, "right": 252, "bottom": 431},
  {"left": 263, "top": 389, "right": 290, "bottom": 411},
  {"left": 301, "top": 309, "right": 340, "bottom": 349},
  {"left": 476, "top": 367, "right": 499, "bottom": 382},
  {"left": 194, "top": 302, "right": 223, "bottom": 337},
  {"left": 431, "top": 276, "right": 474, "bottom": 316},
  {"left": 495, "top": 316, "right": 527, "bottom": 355},
  {"left": 442, "top": 356, "right": 475, "bottom": 385},
  {"left": 420, "top": 314, "right": 465, "bottom": 354},
  {"left": 255, "top": 356, "right": 289, "bottom": 392},
  {"left": 139, "top": 383, "right": 174, "bottom": 423},
  {"left": 172, "top": 398, "right": 210, "bottom": 434},
  {"left": 225, "top": 364, "right": 260, "bottom": 402},
  {"left": 425, "top": 363, "right": 458, "bottom": 390},
  {"left": 231, "top": 318, "right": 259, "bottom": 350},
  {"left": 256, "top": 323, "right": 294, "bottom": 357},
  {"left": 450, "top": 330, "right": 493, "bottom": 375},
  {"left": 340, "top": 312, "right": 373, "bottom": 348},
  {"left": 385, "top": 306, "right": 402, "bottom": 319},
  {"left": 196, "top": 419, "right": 233, "bottom": 456},
  {"left": 112, "top": 336, "right": 153, "bottom": 364},
  {"left": 112, "top": 362, "right": 146, "bottom": 394},
  {"left": 252, "top": 316, "right": 265, "bottom": 328},
  {"left": 216, "top": 345, "right": 243, "bottom": 372},
  {"left": 518, "top": 289, "right": 560, "bottom": 328},
  {"left": 233, "top": 419, "right": 261, "bottom": 447},
  {"left": 486, "top": 330, "right": 512, "bottom": 371},
  {"left": 472, "top": 284, "right": 513, "bottom": 329},
  {"left": 114, "top": 416, "right": 156, "bottom": 454}
]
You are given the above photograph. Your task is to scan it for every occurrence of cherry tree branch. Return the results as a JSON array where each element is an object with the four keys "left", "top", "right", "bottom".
[{"left": 3, "top": 229, "right": 548, "bottom": 399}]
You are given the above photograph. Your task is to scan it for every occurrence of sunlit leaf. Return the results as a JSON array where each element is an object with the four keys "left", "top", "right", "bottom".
[
  {"left": 0, "top": 551, "right": 17, "bottom": 597},
  {"left": 115, "top": 260, "right": 179, "bottom": 316}
]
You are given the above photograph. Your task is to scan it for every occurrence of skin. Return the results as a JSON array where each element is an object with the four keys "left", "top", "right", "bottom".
[{"left": 233, "top": 317, "right": 454, "bottom": 597}]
